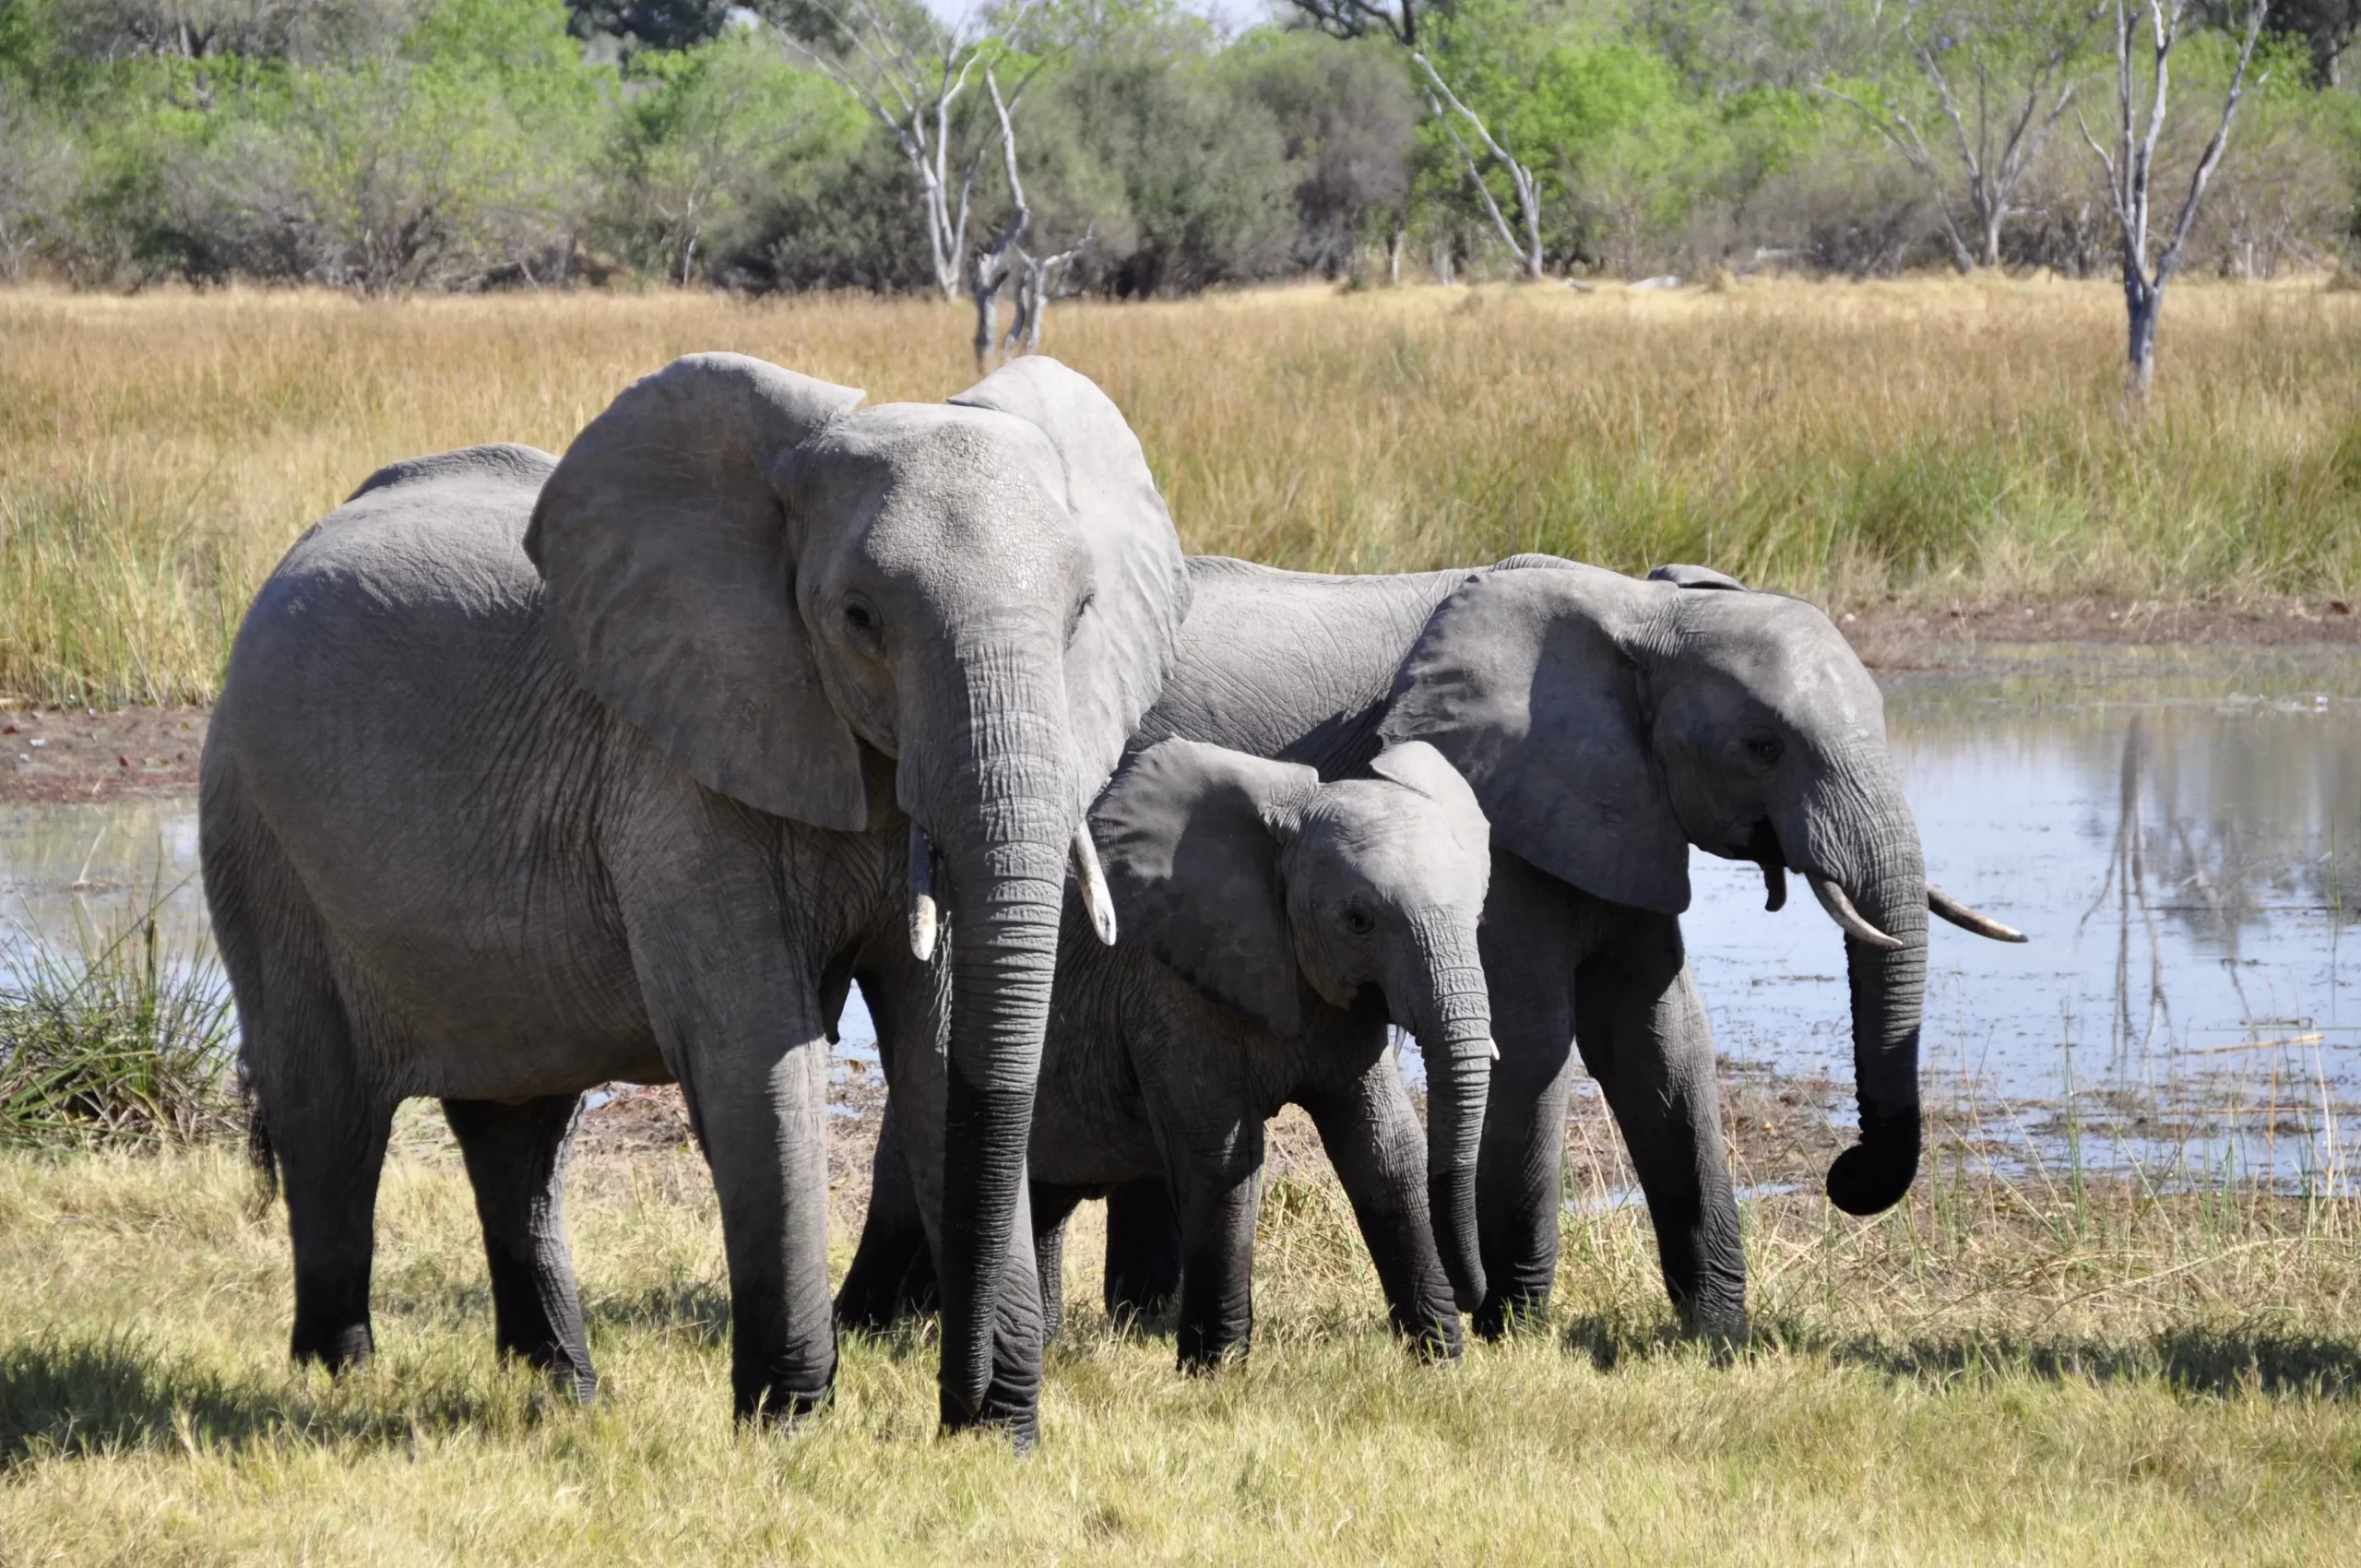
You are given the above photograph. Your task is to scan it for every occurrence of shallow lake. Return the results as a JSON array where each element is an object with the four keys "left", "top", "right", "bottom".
[{"left": 4, "top": 644, "right": 2354, "bottom": 1184}]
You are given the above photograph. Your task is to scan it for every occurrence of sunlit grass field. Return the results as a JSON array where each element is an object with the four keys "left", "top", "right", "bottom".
[
  {"left": 4, "top": 277, "right": 2358, "bottom": 706},
  {"left": 2, "top": 1117, "right": 2360, "bottom": 1564}
]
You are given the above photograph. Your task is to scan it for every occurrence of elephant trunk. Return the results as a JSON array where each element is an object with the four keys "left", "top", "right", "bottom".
[
  {"left": 921, "top": 638, "right": 1074, "bottom": 1431},
  {"left": 1792, "top": 762, "right": 1928, "bottom": 1217},
  {"left": 1406, "top": 912, "right": 1494, "bottom": 1313}
]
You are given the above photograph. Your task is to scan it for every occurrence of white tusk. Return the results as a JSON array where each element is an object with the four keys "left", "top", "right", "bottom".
[
  {"left": 1927, "top": 884, "right": 2027, "bottom": 943},
  {"left": 1808, "top": 874, "right": 1904, "bottom": 950},
  {"left": 1071, "top": 823, "right": 1118, "bottom": 946},
  {"left": 1488, "top": 1039, "right": 1501, "bottom": 1062},
  {"left": 908, "top": 821, "right": 940, "bottom": 963}
]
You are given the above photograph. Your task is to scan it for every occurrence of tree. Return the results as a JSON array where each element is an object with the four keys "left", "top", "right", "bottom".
[
  {"left": 1285, "top": 0, "right": 1548, "bottom": 279},
  {"left": 795, "top": 0, "right": 1034, "bottom": 300},
  {"left": 1824, "top": 0, "right": 2104, "bottom": 272},
  {"left": 2078, "top": 0, "right": 2272, "bottom": 399}
]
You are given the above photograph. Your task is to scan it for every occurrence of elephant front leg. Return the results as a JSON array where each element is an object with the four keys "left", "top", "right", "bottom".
[
  {"left": 443, "top": 1093, "right": 598, "bottom": 1400},
  {"left": 675, "top": 1032, "right": 839, "bottom": 1423},
  {"left": 836, "top": 1100, "right": 934, "bottom": 1333},
  {"left": 1473, "top": 858, "right": 1582, "bottom": 1339},
  {"left": 1574, "top": 917, "right": 1747, "bottom": 1345},
  {"left": 1163, "top": 1123, "right": 1264, "bottom": 1372},
  {"left": 1101, "top": 1176, "right": 1183, "bottom": 1329},
  {"left": 1299, "top": 1066, "right": 1461, "bottom": 1362}
]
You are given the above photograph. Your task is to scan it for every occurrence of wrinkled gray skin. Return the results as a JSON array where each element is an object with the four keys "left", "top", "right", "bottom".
[
  {"left": 200, "top": 352, "right": 1189, "bottom": 1441},
  {"left": 905, "top": 736, "right": 1493, "bottom": 1369},
  {"left": 850, "top": 554, "right": 2012, "bottom": 1340}
]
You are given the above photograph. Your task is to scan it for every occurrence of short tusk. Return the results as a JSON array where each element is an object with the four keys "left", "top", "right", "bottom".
[
  {"left": 908, "top": 821, "right": 940, "bottom": 963},
  {"left": 1487, "top": 1038, "right": 1501, "bottom": 1062},
  {"left": 1928, "top": 884, "right": 2027, "bottom": 943},
  {"left": 1071, "top": 823, "right": 1118, "bottom": 945},
  {"left": 1808, "top": 874, "right": 1904, "bottom": 950},
  {"left": 1760, "top": 861, "right": 1787, "bottom": 913}
]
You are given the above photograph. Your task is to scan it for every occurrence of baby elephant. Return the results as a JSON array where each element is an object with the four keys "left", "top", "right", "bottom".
[{"left": 1018, "top": 735, "right": 1499, "bottom": 1369}]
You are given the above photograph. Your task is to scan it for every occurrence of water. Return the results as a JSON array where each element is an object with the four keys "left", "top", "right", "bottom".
[
  {"left": 1683, "top": 645, "right": 2359, "bottom": 1189},
  {"left": 3, "top": 646, "right": 2353, "bottom": 1182}
]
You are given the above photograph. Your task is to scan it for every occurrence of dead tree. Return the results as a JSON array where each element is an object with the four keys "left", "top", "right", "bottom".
[
  {"left": 801, "top": 2, "right": 1032, "bottom": 301},
  {"left": 1824, "top": 3, "right": 2105, "bottom": 271},
  {"left": 968, "top": 69, "right": 1029, "bottom": 371},
  {"left": 1413, "top": 53, "right": 1546, "bottom": 282},
  {"left": 1006, "top": 223, "right": 1093, "bottom": 356},
  {"left": 1285, "top": 0, "right": 1546, "bottom": 282},
  {"left": 2078, "top": 0, "right": 2272, "bottom": 399}
]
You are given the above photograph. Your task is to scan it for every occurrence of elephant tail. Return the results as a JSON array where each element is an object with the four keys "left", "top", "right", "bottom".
[{"left": 244, "top": 1087, "right": 281, "bottom": 1209}]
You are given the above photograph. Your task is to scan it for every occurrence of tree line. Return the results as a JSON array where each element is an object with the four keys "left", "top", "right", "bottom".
[{"left": 0, "top": 0, "right": 2353, "bottom": 300}]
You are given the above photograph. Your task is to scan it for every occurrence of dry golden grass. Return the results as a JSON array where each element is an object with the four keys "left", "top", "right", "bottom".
[
  {"left": 4, "top": 276, "right": 2358, "bottom": 704},
  {"left": 1, "top": 1114, "right": 2359, "bottom": 1564}
]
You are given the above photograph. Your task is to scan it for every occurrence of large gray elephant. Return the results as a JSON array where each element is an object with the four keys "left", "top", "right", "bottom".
[
  {"left": 845, "top": 554, "right": 2022, "bottom": 1340},
  {"left": 200, "top": 351, "right": 1190, "bottom": 1440},
  {"left": 919, "top": 735, "right": 1496, "bottom": 1368}
]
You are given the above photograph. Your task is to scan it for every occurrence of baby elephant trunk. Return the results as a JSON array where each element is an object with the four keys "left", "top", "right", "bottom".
[{"left": 1406, "top": 912, "right": 1495, "bottom": 1314}]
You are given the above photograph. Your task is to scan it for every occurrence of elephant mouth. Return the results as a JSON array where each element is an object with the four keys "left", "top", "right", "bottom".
[{"left": 1739, "top": 818, "right": 1787, "bottom": 912}]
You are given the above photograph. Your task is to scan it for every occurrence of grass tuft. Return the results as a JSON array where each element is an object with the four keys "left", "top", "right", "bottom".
[{"left": 0, "top": 887, "right": 241, "bottom": 1147}]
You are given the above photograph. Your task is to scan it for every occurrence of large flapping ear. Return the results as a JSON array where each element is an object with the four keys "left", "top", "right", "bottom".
[
  {"left": 1091, "top": 738, "right": 1320, "bottom": 1036},
  {"left": 526, "top": 353, "right": 869, "bottom": 829},
  {"left": 1369, "top": 740, "right": 1492, "bottom": 867},
  {"left": 950, "top": 357, "right": 1191, "bottom": 814},
  {"left": 1379, "top": 564, "right": 1691, "bottom": 915}
]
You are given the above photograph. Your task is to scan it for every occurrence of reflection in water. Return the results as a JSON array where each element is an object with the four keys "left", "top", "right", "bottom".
[
  {"left": 1686, "top": 645, "right": 2359, "bottom": 1191},
  {"left": 0, "top": 646, "right": 2351, "bottom": 1182}
]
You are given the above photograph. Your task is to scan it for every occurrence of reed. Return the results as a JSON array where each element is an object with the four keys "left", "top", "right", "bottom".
[
  {"left": 3, "top": 277, "right": 2357, "bottom": 706},
  {"left": 0, "top": 886, "right": 240, "bottom": 1147}
]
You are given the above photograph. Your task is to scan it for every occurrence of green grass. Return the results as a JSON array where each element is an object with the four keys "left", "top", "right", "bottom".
[
  {"left": 0, "top": 1118, "right": 2358, "bottom": 1563},
  {"left": 3, "top": 277, "right": 2359, "bottom": 706},
  {"left": 0, "top": 889, "right": 240, "bottom": 1148}
]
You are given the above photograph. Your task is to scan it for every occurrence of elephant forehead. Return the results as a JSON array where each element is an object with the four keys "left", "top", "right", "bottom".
[
  {"left": 1299, "top": 783, "right": 1491, "bottom": 907},
  {"left": 1683, "top": 594, "right": 1884, "bottom": 735},
  {"left": 804, "top": 403, "right": 1066, "bottom": 497}
]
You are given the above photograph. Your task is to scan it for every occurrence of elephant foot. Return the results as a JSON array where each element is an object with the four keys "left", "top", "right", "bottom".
[
  {"left": 1404, "top": 1313, "right": 1465, "bottom": 1366},
  {"left": 1679, "top": 1299, "right": 1750, "bottom": 1363},
  {"left": 938, "top": 1384, "right": 1039, "bottom": 1455},
  {"left": 518, "top": 1353, "right": 599, "bottom": 1405},
  {"left": 291, "top": 1321, "right": 374, "bottom": 1373},
  {"left": 1472, "top": 1289, "right": 1549, "bottom": 1342},
  {"left": 736, "top": 1381, "right": 833, "bottom": 1428}
]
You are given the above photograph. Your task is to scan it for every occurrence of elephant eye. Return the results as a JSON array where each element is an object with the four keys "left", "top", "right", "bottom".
[
  {"left": 1341, "top": 904, "right": 1376, "bottom": 938},
  {"left": 841, "top": 598, "right": 881, "bottom": 644},
  {"left": 1744, "top": 732, "right": 1785, "bottom": 766},
  {"left": 1065, "top": 589, "right": 1094, "bottom": 649}
]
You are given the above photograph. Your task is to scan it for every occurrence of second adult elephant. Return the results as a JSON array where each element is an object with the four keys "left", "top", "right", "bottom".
[{"left": 847, "top": 555, "right": 2023, "bottom": 1340}]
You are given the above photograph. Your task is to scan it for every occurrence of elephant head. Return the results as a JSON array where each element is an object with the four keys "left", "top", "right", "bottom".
[
  {"left": 1380, "top": 559, "right": 2021, "bottom": 1219},
  {"left": 1091, "top": 737, "right": 1497, "bottom": 1312},
  {"left": 523, "top": 352, "right": 1189, "bottom": 1420}
]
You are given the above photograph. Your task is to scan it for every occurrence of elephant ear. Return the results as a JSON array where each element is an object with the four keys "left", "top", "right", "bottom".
[
  {"left": 526, "top": 353, "right": 870, "bottom": 829},
  {"left": 1369, "top": 740, "right": 1491, "bottom": 867},
  {"left": 1648, "top": 563, "right": 1747, "bottom": 591},
  {"left": 1379, "top": 564, "right": 1691, "bottom": 915},
  {"left": 1091, "top": 738, "right": 1320, "bottom": 1036},
  {"left": 950, "top": 357, "right": 1190, "bottom": 814}
]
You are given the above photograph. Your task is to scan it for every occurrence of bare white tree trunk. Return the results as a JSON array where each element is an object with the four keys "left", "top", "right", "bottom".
[
  {"left": 1412, "top": 53, "right": 1546, "bottom": 282},
  {"left": 967, "top": 70, "right": 1031, "bottom": 371},
  {"left": 800, "top": 2, "right": 1038, "bottom": 300},
  {"left": 2078, "top": 0, "right": 2271, "bottom": 401}
]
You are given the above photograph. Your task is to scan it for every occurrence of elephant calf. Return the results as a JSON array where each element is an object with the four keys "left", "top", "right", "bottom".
[{"left": 873, "top": 735, "right": 1499, "bottom": 1370}]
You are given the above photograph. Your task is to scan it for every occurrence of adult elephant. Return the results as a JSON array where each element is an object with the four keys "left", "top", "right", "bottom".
[
  {"left": 201, "top": 352, "right": 1189, "bottom": 1441},
  {"left": 844, "top": 555, "right": 2021, "bottom": 1340}
]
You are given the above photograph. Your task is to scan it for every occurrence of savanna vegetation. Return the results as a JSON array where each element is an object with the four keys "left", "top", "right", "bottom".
[
  {"left": 2, "top": 279, "right": 2356, "bottom": 708},
  {"left": 3, "top": 1058, "right": 2361, "bottom": 1561}
]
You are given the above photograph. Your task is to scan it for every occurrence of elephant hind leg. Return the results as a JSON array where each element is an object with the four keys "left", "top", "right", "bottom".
[
  {"left": 836, "top": 1100, "right": 933, "bottom": 1334},
  {"left": 443, "top": 1094, "right": 598, "bottom": 1400},
  {"left": 205, "top": 802, "right": 393, "bottom": 1372}
]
